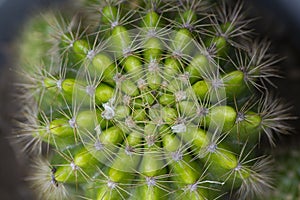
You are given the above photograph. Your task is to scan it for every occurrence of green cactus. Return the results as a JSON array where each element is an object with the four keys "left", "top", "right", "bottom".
[{"left": 16, "top": 0, "right": 293, "bottom": 199}]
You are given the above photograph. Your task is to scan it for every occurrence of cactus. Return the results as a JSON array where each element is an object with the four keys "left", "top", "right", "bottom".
[{"left": 15, "top": 0, "right": 293, "bottom": 199}]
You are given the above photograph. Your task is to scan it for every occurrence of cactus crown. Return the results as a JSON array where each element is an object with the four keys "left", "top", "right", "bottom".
[{"left": 16, "top": 0, "right": 293, "bottom": 199}]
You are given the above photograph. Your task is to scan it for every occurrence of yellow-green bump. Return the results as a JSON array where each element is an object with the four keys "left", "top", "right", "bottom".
[
  {"left": 108, "top": 132, "right": 142, "bottom": 183},
  {"left": 101, "top": 5, "right": 118, "bottom": 24},
  {"left": 143, "top": 11, "right": 160, "bottom": 28},
  {"left": 230, "top": 111, "right": 262, "bottom": 142},
  {"left": 49, "top": 118, "right": 74, "bottom": 137},
  {"left": 205, "top": 106, "right": 237, "bottom": 132},
  {"left": 123, "top": 56, "right": 143, "bottom": 81},
  {"left": 92, "top": 53, "right": 117, "bottom": 84},
  {"left": 55, "top": 147, "right": 99, "bottom": 183},
  {"left": 144, "top": 37, "right": 162, "bottom": 62},
  {"left": 222, "top": 70, "right": 248, "bottom": 99},
  {"left": 111, "top": 26, "right": 131, "bottom": 56},
  {"left": 162, "top": 133, "right": 201, "bottom": 185},
  {"left": 73, "top": 39, "right": 90, "bottom": 59},
  {"left": 95, "top": 83, "right": 115, "bottom": 104},
  {"left": 185, "top": 54, "right": 210, "bottom": 84},
  {"left": 173, "top": 28, "right": 193, "bottom": 55},
  {"left": 164, "top": 57, "right": 181, "bottom": 77}
]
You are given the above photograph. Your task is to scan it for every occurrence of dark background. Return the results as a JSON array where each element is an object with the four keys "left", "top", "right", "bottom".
[{"left": 0, "top": 0, "right": 299, "bottom": 199}]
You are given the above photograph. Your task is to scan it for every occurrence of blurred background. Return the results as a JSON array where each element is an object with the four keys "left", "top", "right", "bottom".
[{"left": 0, "top": 0, "right": 299, "bottom": 199}]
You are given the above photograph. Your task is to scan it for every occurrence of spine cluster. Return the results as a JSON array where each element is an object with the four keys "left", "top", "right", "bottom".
[{"left": 16, "top": 0, "right": 292, "bottom": 199}]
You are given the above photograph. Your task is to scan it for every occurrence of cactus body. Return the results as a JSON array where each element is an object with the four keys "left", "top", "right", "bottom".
[{"left": 16, "top": 0, "right": 293, "bottom": 199}]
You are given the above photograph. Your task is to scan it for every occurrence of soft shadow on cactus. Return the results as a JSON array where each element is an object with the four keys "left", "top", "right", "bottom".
[{"left": 15, "top": 0, "right": 294, "bottom": 199}]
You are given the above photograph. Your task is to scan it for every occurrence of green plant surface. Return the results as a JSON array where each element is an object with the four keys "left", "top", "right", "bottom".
[{"left": 16, "top": 0, "right": 293, "bottom": 199}]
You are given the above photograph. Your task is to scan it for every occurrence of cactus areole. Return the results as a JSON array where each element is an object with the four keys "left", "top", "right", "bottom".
[{"left": 17, "top": 0, "right": 292, "bottom": 199}]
